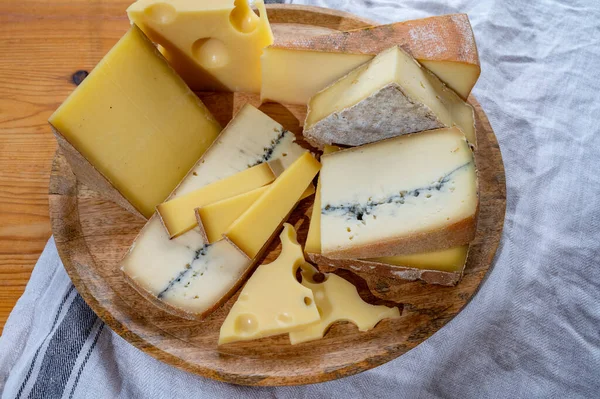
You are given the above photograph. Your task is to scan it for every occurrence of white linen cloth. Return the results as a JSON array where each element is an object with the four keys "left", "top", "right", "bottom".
[{"left": 2, "top": 0, "right": 600, "bottom": 397}]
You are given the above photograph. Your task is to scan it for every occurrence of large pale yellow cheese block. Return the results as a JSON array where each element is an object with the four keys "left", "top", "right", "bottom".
[
  {"left": 261, "top": 14, "right": 480, "bottom": 105},
  {"left": 219, "top": 224, "right": 320, "bottom": 345},
  {"left": 128, "top": 0, "right": 273, "bottom": 92},
  {"left": 289, "top": 263, "right": 400, "bottom": 344},
  {"left": 304, "top": 46, "right": 476, "bottom": 148},
  {"left": 157, "top": 162, "right": 278, "bottom": 238},
  {"left": 225, "top": 152, "right": 321, "bottom": 258},
  {"left": 49, "top": 25, "right": 221, "bottom": 218}
]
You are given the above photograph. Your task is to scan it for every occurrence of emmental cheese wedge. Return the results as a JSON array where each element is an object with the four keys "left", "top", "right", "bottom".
[
  {"left": 320, "top": 128, "right": 478, "bottom": 259},
  {"left": 196, "top": 184, "right": 315, "bottom": 244},
  {"left": 49, "top": 25, "right": 221, "bottom": 218},
  {"left": 219, "top": 224, "right": 320, "bottom": 345},
  {"left": 261, "top": 14, "right": 479, "bottom": 104},
  {"left": 128, "top": 0, "right": 273, "bottom": 92},
  {"left": 304, "top": 146, "right": 469, "bottom": 286},
  {"left": 304, "top": 46, "right": 476, "bottom": 149},
  {"left": 121, "top": 105, "right": 306, "bottom": 319},
  {"left": 289, "top": 263, "right": 400, "bottom": 344},
  {"left": 225, "top": 152, "right": 321, "bottom": 258},
  {"left": 157, "top": 161, "right": 279, "bottom": 238}
]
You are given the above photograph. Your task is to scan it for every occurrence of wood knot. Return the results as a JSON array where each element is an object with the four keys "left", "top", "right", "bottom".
[{"left": 71, "top": 70, "right": 89, "bottom": 86}]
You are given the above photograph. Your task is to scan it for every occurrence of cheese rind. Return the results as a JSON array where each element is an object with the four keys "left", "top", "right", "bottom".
[
  {"left": 225, "top": 152, "right": 321, "bottom": 258},
  {"left": 127, "top": 0, "right": 273, "bottom": 92},
  {"left": 49, "top": 25, "right": 221, "bottom": 218},
  {"left": 157, "top": 162, "right": 277, "bottom": 238},
  {"left": 320, "top": 128, "right": 478, "bottom": 259},
  {"left": 305, "top": 46, "right": 476, "bottom": 148},
  {"left": 219, "top": 224, "right": 320, "bottom": 344},
  {"left": 121, "top": 104, "right": 306, "bottom": 319},
  {"left": 289, "top": 263, "right": 400, "bottom": 344},
  {"left": 261, "top": 14, "right": 479, "bottom": 104}
]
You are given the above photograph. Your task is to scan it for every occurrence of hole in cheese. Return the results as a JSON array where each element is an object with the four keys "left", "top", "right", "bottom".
[
  {"left": 191, "top": 38, "right": 229, "bottom": 69},
  {"left": 277, "top": 313, "right": 293, "bottom": 325},
  {"left": 143, "top": 3, "right": 176, "bottom": 25},
  {"left": 304, "top": 297, "right": 312, "bottom": 306},
  {"left": 229, "top": 0, "right": 260, "bottom": 34},
  {"left": 234, "top": 313, "right": 258, "bottom": 335}
]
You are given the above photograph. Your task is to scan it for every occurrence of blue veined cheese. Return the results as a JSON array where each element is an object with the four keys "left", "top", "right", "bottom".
[
  {"left": 320, "top": 127, "right": 478, "bottom": 260},
  {"left": 121, "top": 104, "right": 306, "bottom": 320}
]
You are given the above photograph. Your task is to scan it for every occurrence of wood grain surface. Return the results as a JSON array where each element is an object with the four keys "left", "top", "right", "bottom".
[{"left": 48, "top": 7, "right": 506, "bottom": 385}]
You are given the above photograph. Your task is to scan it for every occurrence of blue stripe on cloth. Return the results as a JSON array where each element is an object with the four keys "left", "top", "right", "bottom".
[
  {"left": 67, "top": 323, "right": 105, "bottom": 399},
  {"left": 26, "top": 294, "right": 98, "bottom": 399}
]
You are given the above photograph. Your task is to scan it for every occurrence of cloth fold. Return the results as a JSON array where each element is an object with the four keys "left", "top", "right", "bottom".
[{"left": 2, "top": 0, "right": 600, "bottom": 397}]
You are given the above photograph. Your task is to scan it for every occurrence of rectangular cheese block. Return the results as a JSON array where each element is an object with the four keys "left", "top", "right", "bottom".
[
  {"left": 320, "top": 127, "right": 478, "bottom": 259},
  {"left": 261, "top": 14, "right": 480, "bottom": 104},
  {"left": 304, "top": 46, "right": 476, "bottom": 148},
  {"left": 219, "top": 224, "right": 320, "bottom": 345},
  {"left": 157, "top": 162, "right": 278, "bottom": 238},
  {"left": 49, "top": 25, "right": 221, "bottom": 218},
  {"left": 197, "top": 184, "right": 315, "bottom": 244},
  {"left": 225, "top": 152, "right": 321, "bottom": 258},
  {"left": 121, "top": 104, "right": 306, "bottom": 319},
  {"left": 128, "top": 0, "right": 273, "bottom": 92}
]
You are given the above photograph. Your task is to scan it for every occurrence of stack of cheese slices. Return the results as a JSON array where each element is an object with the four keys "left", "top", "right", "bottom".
[{"left": 48, "top": 0, "right": 480, "bottom": 345}]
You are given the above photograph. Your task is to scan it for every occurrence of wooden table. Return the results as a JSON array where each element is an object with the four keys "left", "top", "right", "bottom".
[{"left": 0, "top": 0, "right": 131, "bottom": 333}]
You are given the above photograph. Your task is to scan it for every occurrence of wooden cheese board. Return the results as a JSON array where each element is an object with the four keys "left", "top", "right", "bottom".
[{"left": 48, "top": 5, "right": 506, "bottom": 386}]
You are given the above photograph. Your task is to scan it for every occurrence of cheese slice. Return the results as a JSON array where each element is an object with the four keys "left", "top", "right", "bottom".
[
  {"left": 320, "top": 127, "right": 478, "bottom": 259},
  {"left": 49, "top": 25, "right": 221, "bottom": 218},
  {"left": 197, "top": 184, "right": 315, "bottom": 244},
  {"left": 372, "top": 246, "right": 469, "bottom": 272},
  {"left": 225, "top": 152, "right": 321, "bottom": 258},
  {"left": 219, "top": 224, "right": 320, "bottom": 344},
  {"left": 121, "top": 104, "right": 306, "bottom": 319},
  {"left": 304, "top": 46, "right": 476, "bottom": 148},
  {"left": 261, "top": 14, "right": 479, "bottom": 104},
  {"left": 157, "top": 162, "right": 278, "bottom": 238},
  {"left": 127, "top": 0, "right": 273, "bottom": 92},
  {"left": 288, "top": 263, "right": 400, "bottom": 344}
]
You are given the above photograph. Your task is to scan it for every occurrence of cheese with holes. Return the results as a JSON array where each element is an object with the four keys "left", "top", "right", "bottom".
[
  {"left": 304, "top": 46, "right": 476, "bottom": 148},
  {"left": 49, "top": 25, "right": 221, "bottom": 218},
  {"left": 320, "top": 128, "right": 478, "bottom": 259},
  {"left": 289, "top": 263, "right": 400, "bottom": 344},
  {"left": 261, "top": 14, "right": 479, "bottom": 104},
  {"left": 157, "top": 162, "right": 278, "bottom": 238},
  {"left": 225, "top": 152, "right": 321, "bottom": 258},
  {"left": 121, "top": 105, "right": 306, "bottom": 319},
  {"left": 128, "top": 0, "right": 273, "bottom": 92},
  {"left": 219, "top": 224, "right": 320, "bottom": 344},
  {"left": 197, "top": 184, "right": 315, "bottom": 244}
]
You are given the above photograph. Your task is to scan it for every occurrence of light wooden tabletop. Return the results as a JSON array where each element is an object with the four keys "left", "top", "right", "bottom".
[{"left": 0, "top": 0, "right": 131, "bottom": 333}]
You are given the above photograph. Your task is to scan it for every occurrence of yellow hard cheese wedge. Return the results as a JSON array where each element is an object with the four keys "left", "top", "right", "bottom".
[
  {"left": 128, "top": 0, "right": 273, "bottom": 92},
  {"left": 225, "top": 152, "right": 321, "bottom": 258},
  {"left": 289, "top": 263, "right": 400, "bottom": 345},
  {"left": 196, "top": 184, "right": 315, "bottom": 244},
  {"left": 49, "top": 25, "right": 221, "bottom": 218},
  {"left": 157, "top": 162, "right": 277, "bottom": 238},
  {"left": 372, "top": 246, "right": 469, "bottom": 273},
  {"left": 219, "top": 224, "right": 320, "bottom": 345}
]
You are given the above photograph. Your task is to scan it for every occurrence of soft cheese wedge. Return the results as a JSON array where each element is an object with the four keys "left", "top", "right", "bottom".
[
  {"left": 289, "top": 263, "right": 400, "bottom": 344},
  {"left": 128, "top": 0, "right": 273, "bottom": 92},
  {"left": 320, "top": 127, "right": 478, "bottom": 259},
  {"left": 261, "top": 14, "right": 479, "bottom": 104},
  {"left": 157, "top": 161, "right": 278, "bottom": 238},
  {"left": 219, "top": 224, "right": 320, "bottom": 345},
  {"left": 121, "top": 105, "right": 306, "bottom": 319},
  {"left": 304, "top": 46, "right": 476, "bottom": 148},
  {"left": 304, "top": 145, "right": 469, "bottom": 286},
  {"left": 49, "top": 25, "right": 221, "bottom": 218}
]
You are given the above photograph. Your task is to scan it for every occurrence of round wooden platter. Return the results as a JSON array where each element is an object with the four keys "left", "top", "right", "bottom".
[{"left": 48, "top": 5, "right": 506, "bottom": 386}]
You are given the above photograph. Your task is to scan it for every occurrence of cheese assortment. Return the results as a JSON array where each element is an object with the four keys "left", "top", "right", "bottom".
[
  {"left": 304, "top": 46, "right": 476, "bottom": 148},
  {"left": 261, "top": 14, "right": 480, "bottom": 105},
  {"left": 50, "top": 4, "right": 485, "bottom": 347}
]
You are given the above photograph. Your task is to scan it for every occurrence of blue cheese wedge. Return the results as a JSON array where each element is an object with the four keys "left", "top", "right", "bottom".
[
  {"left": 320, "top": 127, "right": 478, "bottom": 260},
  {"left": 121, "top": 104, "right": 306, "bottom": 320},
  {"left": 304, "top": 46, "right": 476, "bottom": 149}
]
